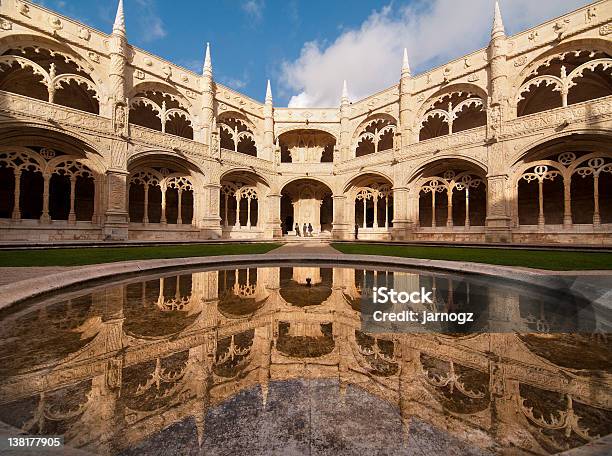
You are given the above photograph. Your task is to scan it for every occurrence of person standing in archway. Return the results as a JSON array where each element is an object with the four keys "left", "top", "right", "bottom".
[
  {"left": 295, "top": 222, "right": 300, "bottom": 237},
  {"left": 308, "top": 223, "right": 313, "bottom": 237},
  {"left": 303, "top": 223, "right": 308, "bottom": 237}
]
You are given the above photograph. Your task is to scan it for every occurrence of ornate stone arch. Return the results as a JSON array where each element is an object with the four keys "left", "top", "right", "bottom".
[
  {"left": 0, "top": 33, "right": 105, "bottom": 85},
  {"left": 220, "top": 168, "right": 271, "bottom": 188},
  {"left": 405, "top": 154, "right": 488, "bottom": 187},
  {"left": 0, "top": 37, "right": 102, "bottom": 113},
  {"left": 0, "top": 124, "right": 107, "bottom": 175},
  {"left": 129, "top": 81, "right": 192, "bottom": 109},
  {"left": 415, "top": 84, "right": 487, "bottom": 142},
  {"left": 509, "top": 129, "right": 612, "bottom": 167},
  {"left": 342, "top": 171, "right": 394, "bottom": 195},
  {"left": 351, "top": 113, "right": 397, "bottom": 157},
  {"left": 513, "top": 39, "right": 612, "bottom": 116},
  {"left": 217, "top": 111, "right": 258, "bottom": 156}
]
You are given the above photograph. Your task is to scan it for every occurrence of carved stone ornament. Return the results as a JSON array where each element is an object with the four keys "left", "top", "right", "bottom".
[
  {"left": 113, "top": 102, "right": 129, "bottom": 137},
  {"left": 514, "top": 56, "right": 528, "bottom": 67},
  {"left": 144, "top": 57, "right": 153, "bottom": 67},
  {"left": 18, "top": 1, "right": 30, "bottom": 17},
  {"left": 468, "top": 73, "right": 479, "bottom": 82},
  {"left": 0, "top": 19, "right": 12, "bottom": 31},
  {"left": 48, "top": 16, "right": 63, "bottom": 30},
  {"left": 553, "top": 19, "right": 570, "bottom": 40},
  {"left": 88, "top": 51, "right": 100, "bottom": 63},
  {"left": 162, "top": 64, "right": 172, "bottom": 81},
  {"left": 181, "top": 74, "right": 189, "bottom": 82},
  {"left": 600, "top": 23, "right": 612, "bottom": 36},
  {"left": 186, "top": 89, "right": 196, "bottom": 99},
  {"left": 528, "top": 31, "right": 539, "bottom": 42},
  {"left": 134, "top": 69, "right": 145, "bottom": 80},
  {"left": 78, "top": 27, "right": 91, "bottom": 41}
]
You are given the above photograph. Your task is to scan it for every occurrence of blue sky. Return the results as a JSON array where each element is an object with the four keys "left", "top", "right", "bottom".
[{"left": 35, "top": 0, "right": 590, "bottom": 107}]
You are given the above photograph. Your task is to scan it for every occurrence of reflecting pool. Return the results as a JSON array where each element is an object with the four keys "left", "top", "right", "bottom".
[{"left": 0, "top": 265, "right": 610, "bottom": 455}]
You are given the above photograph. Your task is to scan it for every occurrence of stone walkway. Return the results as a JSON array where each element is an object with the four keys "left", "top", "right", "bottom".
[
  {"left": 0, "top": 266, "right": 78, "bottom": 287},
  {"left": 266, "top": 241, "right": 341, "bottom": 255}
]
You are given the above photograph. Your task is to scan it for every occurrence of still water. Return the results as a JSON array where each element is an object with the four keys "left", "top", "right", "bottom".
[{"left": 0, "top": 265, "right": 610, "bottom": 455}]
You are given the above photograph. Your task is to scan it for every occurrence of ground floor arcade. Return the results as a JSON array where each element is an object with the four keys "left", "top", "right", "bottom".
[{"left": 0, "top": 131, "right": 611, "bottom": 245}]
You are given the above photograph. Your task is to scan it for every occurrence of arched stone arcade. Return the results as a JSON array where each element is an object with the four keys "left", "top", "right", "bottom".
[
  {"left": 516, "top": 45, "right": 612, "bottom": 117},
  {"left": 0, "top": 40, "right": 101, "bottom": 115},
  {"left": 280, "top": 179, "right": 333, "bottom": 237},
  {"left": 344, "top": 173, "right": 394, "bottom": 240},
  {"left": 408, "top": 159, "right": 488, "bottom": 241},
  {"left": 219, "top": 170, "right": 268, "bottom": 238},
  {"left": 512, "top": 135, "right": 612, "bottom": 233}
]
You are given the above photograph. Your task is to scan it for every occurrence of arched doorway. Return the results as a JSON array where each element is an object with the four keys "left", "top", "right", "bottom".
[{"left": 281, "top": 179, "right": 333, "bottom": 237}]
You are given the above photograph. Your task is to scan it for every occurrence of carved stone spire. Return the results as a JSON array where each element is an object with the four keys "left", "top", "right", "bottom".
[
  {"left": 203, "top": 42, "right": 212, "bottom": 77},
  {"left": 491, "top": 1, "right": 505, "bottom": 40},
  {"left": 402, "top": 48, "right": 411, "bottom": 76},
  {"left": 265, "top": 79, "right": 272, "bottom": 104},
  {"left": 113, "top": 0, "right": 126, "bottom": 37},
  {"left": 263, "top": 79, "right": 274, "bottom": 161},
  {"left": 200, "top": 41, "right": 214, "bottom": 145},
  {"left": 341, "top": 79, "right": 349, "bottom": 103},
  {"left": 109, "top": 0, "right": 127, "bottom": 108}
]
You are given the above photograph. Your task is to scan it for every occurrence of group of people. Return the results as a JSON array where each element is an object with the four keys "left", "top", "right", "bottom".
[{"left": 295, "top": 222, "right": 314, "bottom": 237}]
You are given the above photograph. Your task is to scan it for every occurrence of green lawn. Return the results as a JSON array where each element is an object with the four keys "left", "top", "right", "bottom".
[
  {"left": 0, "top": 243, "right": 281, "bottom": 267},
  {"left": 331, "top": 243, "right": 612, "bottom": 271}
]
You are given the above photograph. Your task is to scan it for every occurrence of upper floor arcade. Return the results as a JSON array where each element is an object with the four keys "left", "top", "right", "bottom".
[{"left": 0, "top": 0, "right": 608, "bottom": 167}]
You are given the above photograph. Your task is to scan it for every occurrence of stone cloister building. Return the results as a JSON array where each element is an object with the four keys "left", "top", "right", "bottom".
[{"left": 0, "top": 0, "right": 611, "bottom": 244}]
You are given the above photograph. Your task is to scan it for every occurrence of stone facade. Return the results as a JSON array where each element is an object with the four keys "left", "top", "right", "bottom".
[{"left": 0, "top": 0, "right": 611, "bottom": 244}]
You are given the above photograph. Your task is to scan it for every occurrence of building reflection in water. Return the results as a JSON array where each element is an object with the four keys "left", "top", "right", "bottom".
[{"left": 0, "top": 266, "right": 610, "bottom": 455}]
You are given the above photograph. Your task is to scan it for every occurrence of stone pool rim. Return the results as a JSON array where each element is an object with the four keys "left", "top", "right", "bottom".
[{"left": 1, "top": 253, "right": 607, "bottom": 311}]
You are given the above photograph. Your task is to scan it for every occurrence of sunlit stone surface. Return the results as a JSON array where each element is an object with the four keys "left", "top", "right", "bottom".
[{"left": 0, "top": 266, "right": 610, "bottom": 455}]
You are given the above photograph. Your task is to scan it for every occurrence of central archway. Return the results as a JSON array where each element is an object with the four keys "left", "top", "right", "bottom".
[{"left": 280, "top": 179, "right": 333, "bottom": 237}]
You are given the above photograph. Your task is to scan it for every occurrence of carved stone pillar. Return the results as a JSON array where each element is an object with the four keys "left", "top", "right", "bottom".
[
  {"left": 264, "top": 193, "right": 282, "bottom": 239},
  {"left": 392, "top": 186, "right": 413, "bottom": 240},
  {"left": 331, "top": 195, "right": 351, "bottom": 240},
  {"left": 485, "top": 170, "right": 512, "bottom": 243},
  {"left": 199, "top": 183, "right": 222, "bottom": 239},
  {"left": 68, "top": 175, "right": 77, "bottom": 224},
  {"left": 11, "top": 169, "right": 21, "bottom": 220},
  {"left": 40, "top": 173, "right": 51, "bottom": 223},
  {"left": 103, "top": 170, "right": 129, "bottom": 240}
]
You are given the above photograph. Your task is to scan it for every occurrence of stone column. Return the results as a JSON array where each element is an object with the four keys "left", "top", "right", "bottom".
[
  {"left": 160, "top": 187, "right": 167, "bottom": 225},
  {"left": 199, "top": 183, "right": 222, "bottom": 239},
  {"left": 446, "top": 187, "right": 453, "bottom": 227},
  {"left": 40, "top": 173, "right": 51, "bottom": 223},
  {"left": 563, "top": 176, "right": 572, "bottom": 227},
  {"left": 331, "top": 194, "right": 351, "bottom": 240},
  {"left": 264, "top": 193, "right": 283, "bottom": 239},
  {"left": 177, "top": 189, "right": 183, "bottom": 225},
  {"left": 234, "top": 194, "right": 241, "bottom": 227},
  {"left": 143, "top": 185, "right": 149, "bottom": 224},
  {"left": 485, "top": 172, "right": 512, "bottom": 242},
  {"left": 391, "top": 186, "right": 413, "bottom": 240},
  {"left": 68, "top": 175, "right": 77, "bottom": 224},
  {"left": 593, "top": 174, "right": 601, "bottom": 227},
  {"left": 11, "top": 169, "right": 21, "bottom": 220},
  {"left": 103, "top": 168, "right": 129, "bottom": 240}
]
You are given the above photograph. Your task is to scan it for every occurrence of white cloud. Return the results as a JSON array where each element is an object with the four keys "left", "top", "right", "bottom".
[
  {"left": 135, "top": 0, "right": 166, "bottom": 42},
  {"left": 281, "top": 0, "right": 590, "bottom": 108},
  {"left": 242, "top": 0, "right": 265, "bottom": 22}
]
